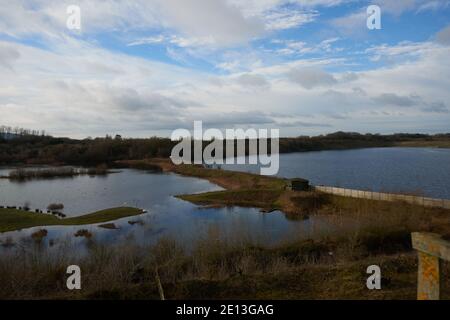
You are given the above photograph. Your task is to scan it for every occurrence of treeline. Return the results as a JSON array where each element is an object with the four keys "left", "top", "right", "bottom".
[
  {"left": 0, "top": 135, "right": 173, "bottom": 166},
  {"left": 1, "top": 131, "right": 450, "bottom": 166},
  {"left": 6, "top": 167, "right": 109, "bottom": 181},
  {"left": 0, "top": 125, "right": 47, "bottom": 138},
  {"left": 279, "top": 132, "right": 432, "bottom": 153}
]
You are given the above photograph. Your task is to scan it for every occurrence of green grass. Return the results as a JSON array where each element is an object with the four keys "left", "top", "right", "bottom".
[
  {"left": 173, "top": 164, "right": 287, "bottom": 190},
  {"left": 177, "top": 189, "right": 284, "bottom": 209},
  {"left": 0, "top": 207, "right": 144, "bottom": 233}
]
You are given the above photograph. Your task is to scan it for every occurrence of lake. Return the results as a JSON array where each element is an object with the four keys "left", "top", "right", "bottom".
[
  {"left": 1, "top": 147, "right": 449, "bottom": 250},
  {"left": 224, "top": 147, "right": 450, "bottom": 199},
  {"left": 0, "top": 168, "right": 327, "bottom": 250}
]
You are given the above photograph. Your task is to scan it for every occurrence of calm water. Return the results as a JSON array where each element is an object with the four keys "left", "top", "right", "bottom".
[
  {"left": 2, "top": 147, "right": 448, "bottom": 250},
  {"left": 0, "top": 168, "right": 327, "bottom": 250},
  {"left": 224, "top": 147, "right": 450, "bottom": 199}
]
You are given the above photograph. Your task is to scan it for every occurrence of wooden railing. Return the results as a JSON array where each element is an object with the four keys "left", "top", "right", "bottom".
[{"left": 411, "top": 232, "right": 450, "bottom": 300}]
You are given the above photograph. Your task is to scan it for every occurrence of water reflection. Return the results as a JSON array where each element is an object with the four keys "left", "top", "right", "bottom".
[{"left": 0, "top": 168, "right": 329, "bottom": 250}]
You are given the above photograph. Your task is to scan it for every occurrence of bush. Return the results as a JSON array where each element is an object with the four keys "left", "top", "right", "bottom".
[{"left": 47, "top": 203, "right": 64, "bottom": 211}]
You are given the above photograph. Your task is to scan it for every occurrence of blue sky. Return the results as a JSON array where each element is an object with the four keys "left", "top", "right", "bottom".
[{"left": 1, "top": 0, "right": 450, "bottom": 138}]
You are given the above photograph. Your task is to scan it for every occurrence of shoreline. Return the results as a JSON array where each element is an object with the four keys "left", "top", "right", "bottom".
[
  {"left": 0, "top": 207, "right": 145, "bottom": 233},
  {"left": 118, "top": 159, "right": 450, "bottom": 216}
]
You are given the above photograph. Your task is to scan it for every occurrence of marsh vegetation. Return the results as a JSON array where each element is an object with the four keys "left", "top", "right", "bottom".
[
  {"left": 0, "top": 200, "right": 449, "bottom": 300},
  {"left": 3, "top": 166, "right": 109, "bottom": 181}
]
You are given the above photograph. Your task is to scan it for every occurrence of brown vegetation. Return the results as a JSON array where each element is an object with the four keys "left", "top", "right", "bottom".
[
  {"left": 47, "top": 203, "right": 64, "bottom": 211},
  {"left": 74, "top": 229, "right": 93, "bottom": 239},
  {"left": 31, "top": 229, "right": 48, "bottom": 243},
  {"left": 0, "top": 221, "right": 449, "bottom": 299},
  {"left": 6, "top": 166, "right": 109, "bottom": 181}
]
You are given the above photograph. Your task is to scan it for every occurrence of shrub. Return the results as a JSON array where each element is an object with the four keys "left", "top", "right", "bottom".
[{"left": 47, "top": 203, "right": 64, "bottom": 211}]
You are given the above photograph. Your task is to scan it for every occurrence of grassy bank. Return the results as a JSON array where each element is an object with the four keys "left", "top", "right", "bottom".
[
  {"left": 179, "top": 189, "right": 285, "bottom": 209},
  {"left": 0, "top": 207, "right": 144, "bottom": 233},
  {"left": 117, "top": 159, "right": 285, "bottom": 190}
]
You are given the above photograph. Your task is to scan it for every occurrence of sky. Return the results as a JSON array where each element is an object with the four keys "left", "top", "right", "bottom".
[{"left": 0, "top": 0, "right": 450, "bottom": 138}]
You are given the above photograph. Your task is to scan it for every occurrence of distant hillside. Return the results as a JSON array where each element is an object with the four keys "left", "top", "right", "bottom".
[
  {"left": 1, "top": 130, "right": 450, "bottom": 166},
  {"left": 0, "top": 125, "right": 47, "bottom": 141},
  {"left": 0, "top": 132, "right": 19, "bottom": 140}
]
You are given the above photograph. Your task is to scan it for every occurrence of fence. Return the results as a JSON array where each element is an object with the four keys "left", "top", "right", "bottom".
[
  {"left": 313, "top": 186, "right": 450, "bottom": 209},
  {"left": 411, "top": 232, "right": 450, "bottom": 300}
]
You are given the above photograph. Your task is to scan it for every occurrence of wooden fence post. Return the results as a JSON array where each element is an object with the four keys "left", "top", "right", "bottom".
[
  {"left": 417, "top": 251, "right": 440, "bottom": 300},
  {"left": 412, "top": 232, "right": 450, "bottom": 300}
]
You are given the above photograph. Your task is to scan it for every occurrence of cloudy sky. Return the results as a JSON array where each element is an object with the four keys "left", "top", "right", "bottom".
[{"left": 1, "top": 0, "right": 450, "bottom": 138}]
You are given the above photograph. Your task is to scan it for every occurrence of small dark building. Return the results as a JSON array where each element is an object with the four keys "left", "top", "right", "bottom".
[{"left": 287, "top": 178, "right": 310, "bottom": 191}]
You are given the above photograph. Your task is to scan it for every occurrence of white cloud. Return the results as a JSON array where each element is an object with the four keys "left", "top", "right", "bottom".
[
  {"left": 1, "top": 1, "right": 450, "bottom": 137},
  {"left": 421, "top": 101, "right": 449, "bottom": 113},
  {"left": 0, "top": 44, "right": 21, "bottom": 70},
  {"left": 236, "top": 73, "right": 270, "bottom": 88},
  {"left": 0, "top": 0, "right": 264, "bottom": 48},
  {"left": 436, "top": 25, "right": 450, "bottom": 45},
  {"left": 287, "top": 67, "right": 337, "bottom": 89},
  {"left": 274, "top": 37, "right": 341, "bottom": 56},
  {"left": 155, "top": 0, "right": 265, "bottom": 47},
  {"left": 373, "top": 0, "right": 417, "bottom": 15},
  {"left": 366, "top": 41, "right": 439, "bottom": 62},
  {"left": 372, "top": 93, "right": 421, "bottom": 107},
  {"left": 264, "top": 8, "right": 319, "bottom": 30},
  {"left": 416, "top": 0, "right": 450, "bottom": 12},
  {"left": 330, "top": 1, "right": 450, "bottom": 37},
  {"left": 373, "top": 0, "right": 450, "bottom": 15},
  {"left": 127, "top": 36, "right": 166, "bottom": 46},
  {"left": 329, "top": 10, "right": 367, "bottom": 36}
]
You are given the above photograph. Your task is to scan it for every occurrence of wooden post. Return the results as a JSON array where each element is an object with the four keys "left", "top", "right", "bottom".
[
  {"left": 155, "top": 268, "right": 165, "bottom": 301},
  {"left": 417, "top": 251, "right": 440, "bottom": 300},
  {"left": 412, "top": 232, "right": 450, "bottom": 300}
]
